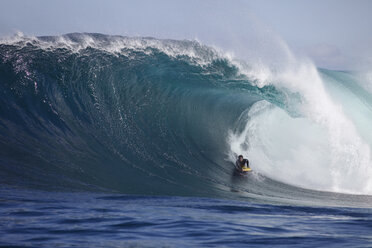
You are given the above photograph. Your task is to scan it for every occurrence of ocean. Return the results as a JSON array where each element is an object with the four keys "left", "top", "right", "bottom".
[{"left": 1, "top": 33, "right": 372, "bottom": 247}]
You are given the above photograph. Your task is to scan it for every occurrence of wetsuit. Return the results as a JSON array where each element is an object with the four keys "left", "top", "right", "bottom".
[{"left": 235, "top": 158, "right": 249, "bottom": 171}]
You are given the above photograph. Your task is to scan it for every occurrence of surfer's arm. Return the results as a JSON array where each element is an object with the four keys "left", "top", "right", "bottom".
[{"left": 245, "top": 159, "right": 250, "bottom": 168}]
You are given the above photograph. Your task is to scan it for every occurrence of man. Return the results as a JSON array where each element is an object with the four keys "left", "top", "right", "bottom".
[{"left": 235, "top": 155, "right": 249, "bottom": 172}]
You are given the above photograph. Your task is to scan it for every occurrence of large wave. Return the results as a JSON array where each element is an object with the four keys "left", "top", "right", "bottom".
[{"left": 1, "top": 33, "right": 371, "bottom": 203}]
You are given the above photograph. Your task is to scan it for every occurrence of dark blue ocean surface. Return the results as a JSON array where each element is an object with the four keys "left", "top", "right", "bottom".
[
  {"left": 1, "top": 188, "right": 372, "bottom": 248},
  {"left": 1, "top": 33, "right": 372, "bottom": 247}
]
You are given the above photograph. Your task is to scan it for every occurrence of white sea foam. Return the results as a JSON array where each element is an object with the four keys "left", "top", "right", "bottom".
[{"left": 228, "top": 48, "right": 372, "bottom": 195}]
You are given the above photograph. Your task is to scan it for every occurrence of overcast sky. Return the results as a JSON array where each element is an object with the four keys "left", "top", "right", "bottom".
[{"left": 0, "top": 0, "right": 371, "bottom": 70}]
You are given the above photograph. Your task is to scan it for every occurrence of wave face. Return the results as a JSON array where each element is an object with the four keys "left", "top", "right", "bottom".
[{"left": 1, "top": 33, "right": 372, "bottom": 204}]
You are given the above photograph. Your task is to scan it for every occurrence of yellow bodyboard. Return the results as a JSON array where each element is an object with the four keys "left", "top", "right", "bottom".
[{"left": 242, "top": 167, "right": 252, "bottom": 172}]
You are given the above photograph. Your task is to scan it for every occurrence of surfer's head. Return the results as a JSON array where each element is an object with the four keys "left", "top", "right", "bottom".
[{"left": 238, "top": 155, "right": 243, "bottom": 161}]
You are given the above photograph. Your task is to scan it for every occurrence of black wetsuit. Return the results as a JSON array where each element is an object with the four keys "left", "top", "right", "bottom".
[{"left": 235, "top": 158, "right": 249, "bottom": 171}]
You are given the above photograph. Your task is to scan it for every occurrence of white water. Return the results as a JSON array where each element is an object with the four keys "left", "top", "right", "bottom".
[{"left": 229, "top": 58, "right": 372, "bottom": 195}]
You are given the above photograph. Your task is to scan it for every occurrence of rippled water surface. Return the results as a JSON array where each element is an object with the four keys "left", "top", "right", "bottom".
[{"left": 1, "top": 188, "right": 371, "bottom": 247}]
